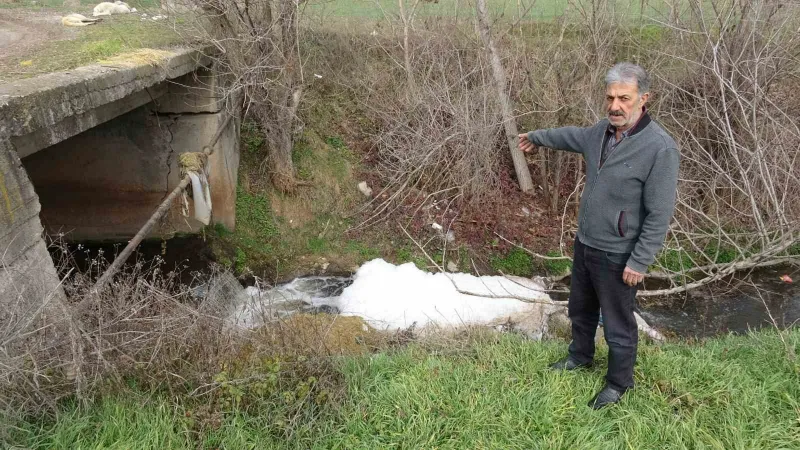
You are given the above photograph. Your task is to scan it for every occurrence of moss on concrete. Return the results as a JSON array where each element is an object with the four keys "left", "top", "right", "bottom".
[{"left": 178, "top": 151, "right": 207, "bottom": 175}]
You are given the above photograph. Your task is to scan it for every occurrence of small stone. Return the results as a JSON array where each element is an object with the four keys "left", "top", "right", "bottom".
[
  {"left": 358, "top": 181, "right": 373, "bottom": 197},
  {"left": 521, "top": 206, "right": 531, "bottom": 217},
  {"left": 445, "top": 230, "right": 455, "bottom": 242},
  {"left": 446, "top": 260, "right": 458, "bottom": 272}
]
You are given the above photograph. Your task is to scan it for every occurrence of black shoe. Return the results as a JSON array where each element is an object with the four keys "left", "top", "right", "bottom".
[
  {"left": 549, "top": 356, "right": 592, "bottom": 371},
  {"left": 588, "top": 385, "right": 626, "bottom": 409}
]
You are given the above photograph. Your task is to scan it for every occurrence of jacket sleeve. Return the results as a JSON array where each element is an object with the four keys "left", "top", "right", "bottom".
[
  {"left": 627, "top": 147, "right": 680, "bottom": 273},
  {"left": 527, "top": 126, "right": 590, "bottom": 154}
]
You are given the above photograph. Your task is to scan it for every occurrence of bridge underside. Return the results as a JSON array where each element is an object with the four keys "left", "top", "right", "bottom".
[
  {"left": 22, "top": 97, "right": 239, "bottom": 241},
  {"left": 0, "top": 49, "right": 239, "bottom": 305}
]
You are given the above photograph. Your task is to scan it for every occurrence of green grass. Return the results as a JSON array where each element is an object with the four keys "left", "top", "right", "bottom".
[
  {"left": 491, "top": 247, "right": 534, "bottom": 277},
  {"left": 656, "top": 248, "right": 698, "bottom": 273},
  {"left": 345, "top": 240, "right": 381, "bottom": 261},
  {"left": 321, "top": 331, "right": 800, "bottom": 449},
  {"left": 12, "top": 328, "right": 800, "bottom": 448},
  {"left": 543, "top": 250, "right": 572, "bottom": 276},
  {"left": 394, "top": 246, "right": 429, "bottom": 270},
  {"left": 305, "top": 0, "right": 672, "bottom": 22},
  {"left": 235, "top": 187, "right": 279, "bottom": 242},
  {"left": 703, "top": 242, "right": 738, "bottom": 265},
  {"left": 655, "top": 241, "right": 754, "bottom": 274}
]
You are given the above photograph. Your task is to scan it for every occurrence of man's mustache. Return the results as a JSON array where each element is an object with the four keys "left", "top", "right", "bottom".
[{"left": 609, "top": 110, "right": 625, "bottom": 117}]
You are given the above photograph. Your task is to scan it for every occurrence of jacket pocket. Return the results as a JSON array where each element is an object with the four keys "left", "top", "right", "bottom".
[{"left": 616, "top": 210, "right": 628, "bottom": 237}]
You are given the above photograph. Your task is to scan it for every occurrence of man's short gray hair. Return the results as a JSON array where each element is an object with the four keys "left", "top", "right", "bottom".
[{"left": 605, "top": 62, "right": 650, "bottom": 94}]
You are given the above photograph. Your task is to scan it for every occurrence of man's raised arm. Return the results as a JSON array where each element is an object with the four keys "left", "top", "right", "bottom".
[{"left": 518, "top": 126, "right": 591, "bottom": 154}]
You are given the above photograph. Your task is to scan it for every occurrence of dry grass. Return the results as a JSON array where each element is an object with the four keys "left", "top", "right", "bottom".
[
  {"left": 0, "top": 239, "right": 352, "bottom": 441},
  {"left": 96, "top": 48, "right": 175, "bottom": 67}
]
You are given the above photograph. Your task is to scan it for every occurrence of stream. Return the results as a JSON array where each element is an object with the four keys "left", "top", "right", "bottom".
[
  {"left": 636, "top": 266, "right": 800, "bottom": 338},
  {"left": 60, "top": 237, "right": 799, "bottom": 339}
]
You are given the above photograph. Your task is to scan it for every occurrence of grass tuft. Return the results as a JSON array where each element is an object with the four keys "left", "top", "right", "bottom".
[
  {"left": 491, "top": 247, "right": 533, "bottom": 278},
  {"left": 543, "top": 250, "right": 572, "bottom": 276}
]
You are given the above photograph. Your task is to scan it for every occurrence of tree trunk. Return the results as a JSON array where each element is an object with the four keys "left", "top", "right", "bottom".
[
  {"left": 262, "top": 0, "right": 303, "bottom": 193},
  {"left": 550, "top": 150, "right": 564, "bottom": 212},
  {"left": 475, "top": 0, "right": 534, "bottom": 193},
  {"left": 257, "top": 89, "right": 299, "bottom": 193},
  {"left": 268, "top": 117, "right": 296, "bottom": 193},
  {"left": 399, "top": 0, "right": 418, "bottom": 96}
]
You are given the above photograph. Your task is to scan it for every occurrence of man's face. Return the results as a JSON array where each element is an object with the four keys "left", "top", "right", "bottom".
[{"left": 605, "top": 82, "right": 649, "bottom": 130}]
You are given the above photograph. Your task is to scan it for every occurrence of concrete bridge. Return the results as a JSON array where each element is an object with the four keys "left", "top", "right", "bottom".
[{"left": 0, "top": 48, "right": 240, "bottom": 304}]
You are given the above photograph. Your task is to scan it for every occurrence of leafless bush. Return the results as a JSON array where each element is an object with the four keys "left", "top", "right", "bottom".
[
  {"left": 361, "top": 0, "right": 799, "bottom": 290},
  {"left": 512, "top": 0, "right": 627, "bottom": 212},
  {"left": 0, "top": 243, "right": 229, "bottom": 428},
  {"left": 348, "top": 26, "right": 507, "bottom": 227},
  {"left": 501, "top": 0, "right": 800, "bottom": 291},
  {"left": 176, "top": 0, "right": 306, "bottom": 192},
  {"left": 643, "top": 0, "right": 800, "bottom": 292},
  {"left": 0, "top": 240, "right": 342, "bottom": 438}
]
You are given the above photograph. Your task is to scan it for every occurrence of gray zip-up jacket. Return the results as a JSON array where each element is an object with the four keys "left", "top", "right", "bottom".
[{"left": 527, "top": 113, "right": 680, "bottom": 273}]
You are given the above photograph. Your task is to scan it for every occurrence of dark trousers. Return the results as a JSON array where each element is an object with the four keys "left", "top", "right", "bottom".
[{"left": 568, "top": 237, "right": 639, "bottom": 391}]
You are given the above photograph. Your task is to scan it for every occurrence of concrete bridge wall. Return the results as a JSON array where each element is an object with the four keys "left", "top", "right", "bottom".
[{"left": 0, "top": 48, "right": 239, "bottom": 305}]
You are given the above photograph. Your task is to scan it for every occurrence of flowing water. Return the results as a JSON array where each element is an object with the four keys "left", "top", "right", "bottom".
[
  {"left": 636, "top": 266, "right": 800, "bottom": 338},
  {"left": 230, "top": 259, "right": 553, "bottom": 331},
  {"left": 61, "top": 237, "right": 799, "bottom": 339}
]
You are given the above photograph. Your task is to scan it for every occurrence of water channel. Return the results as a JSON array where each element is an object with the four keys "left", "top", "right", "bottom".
[{"left": 60, "top": 236, "right": 799, "bottom": 339}]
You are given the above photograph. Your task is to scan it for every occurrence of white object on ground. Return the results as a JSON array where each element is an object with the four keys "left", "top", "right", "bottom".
[
  {"left": 357, "top": 181, "right": 372, "bottom": 197},
  {"left": 62, "top": 13, "right": 101, "bottom": 27},
  {"left": 93, "top": 1, "right": 133, "bottom": 16},
  {"left": 634, "top": 312, "right": 665, "bottom": 342},
  {"left": 187, "top": 171, "right": 212, "bottom": 225}
]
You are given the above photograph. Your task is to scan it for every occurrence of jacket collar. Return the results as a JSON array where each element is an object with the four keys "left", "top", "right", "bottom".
[{"left": 606, "top": 106, "right": 651, "bottom": 138}]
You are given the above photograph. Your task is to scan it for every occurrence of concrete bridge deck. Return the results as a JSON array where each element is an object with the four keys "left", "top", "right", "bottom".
[{"left": 0, "top": 47, "right": 239, "bottom": 305}]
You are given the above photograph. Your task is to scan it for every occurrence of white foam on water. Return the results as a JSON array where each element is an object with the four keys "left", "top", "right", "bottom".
[
  {"left": 335, "top": 259, "right": 549, "bottom": 330},
  {"left": 230, "top": 259, "right": 551, "bottom": 330}
]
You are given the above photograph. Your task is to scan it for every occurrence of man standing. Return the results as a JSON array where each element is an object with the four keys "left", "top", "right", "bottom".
[{"left": 518, "top": 62, "right": 679, "bottom": 409}]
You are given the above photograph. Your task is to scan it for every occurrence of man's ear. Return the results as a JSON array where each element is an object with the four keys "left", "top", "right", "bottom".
[{"left": 639, "top": 92, "right": 650, "bottom": 107}]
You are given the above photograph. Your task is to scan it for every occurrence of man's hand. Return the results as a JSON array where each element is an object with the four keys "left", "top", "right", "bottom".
[
  {"left": 518, "top": 133, "right": 537, "bottom": 153},
  {"left": 623, "top": 267, "right": 644, "bottom": 287}
]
